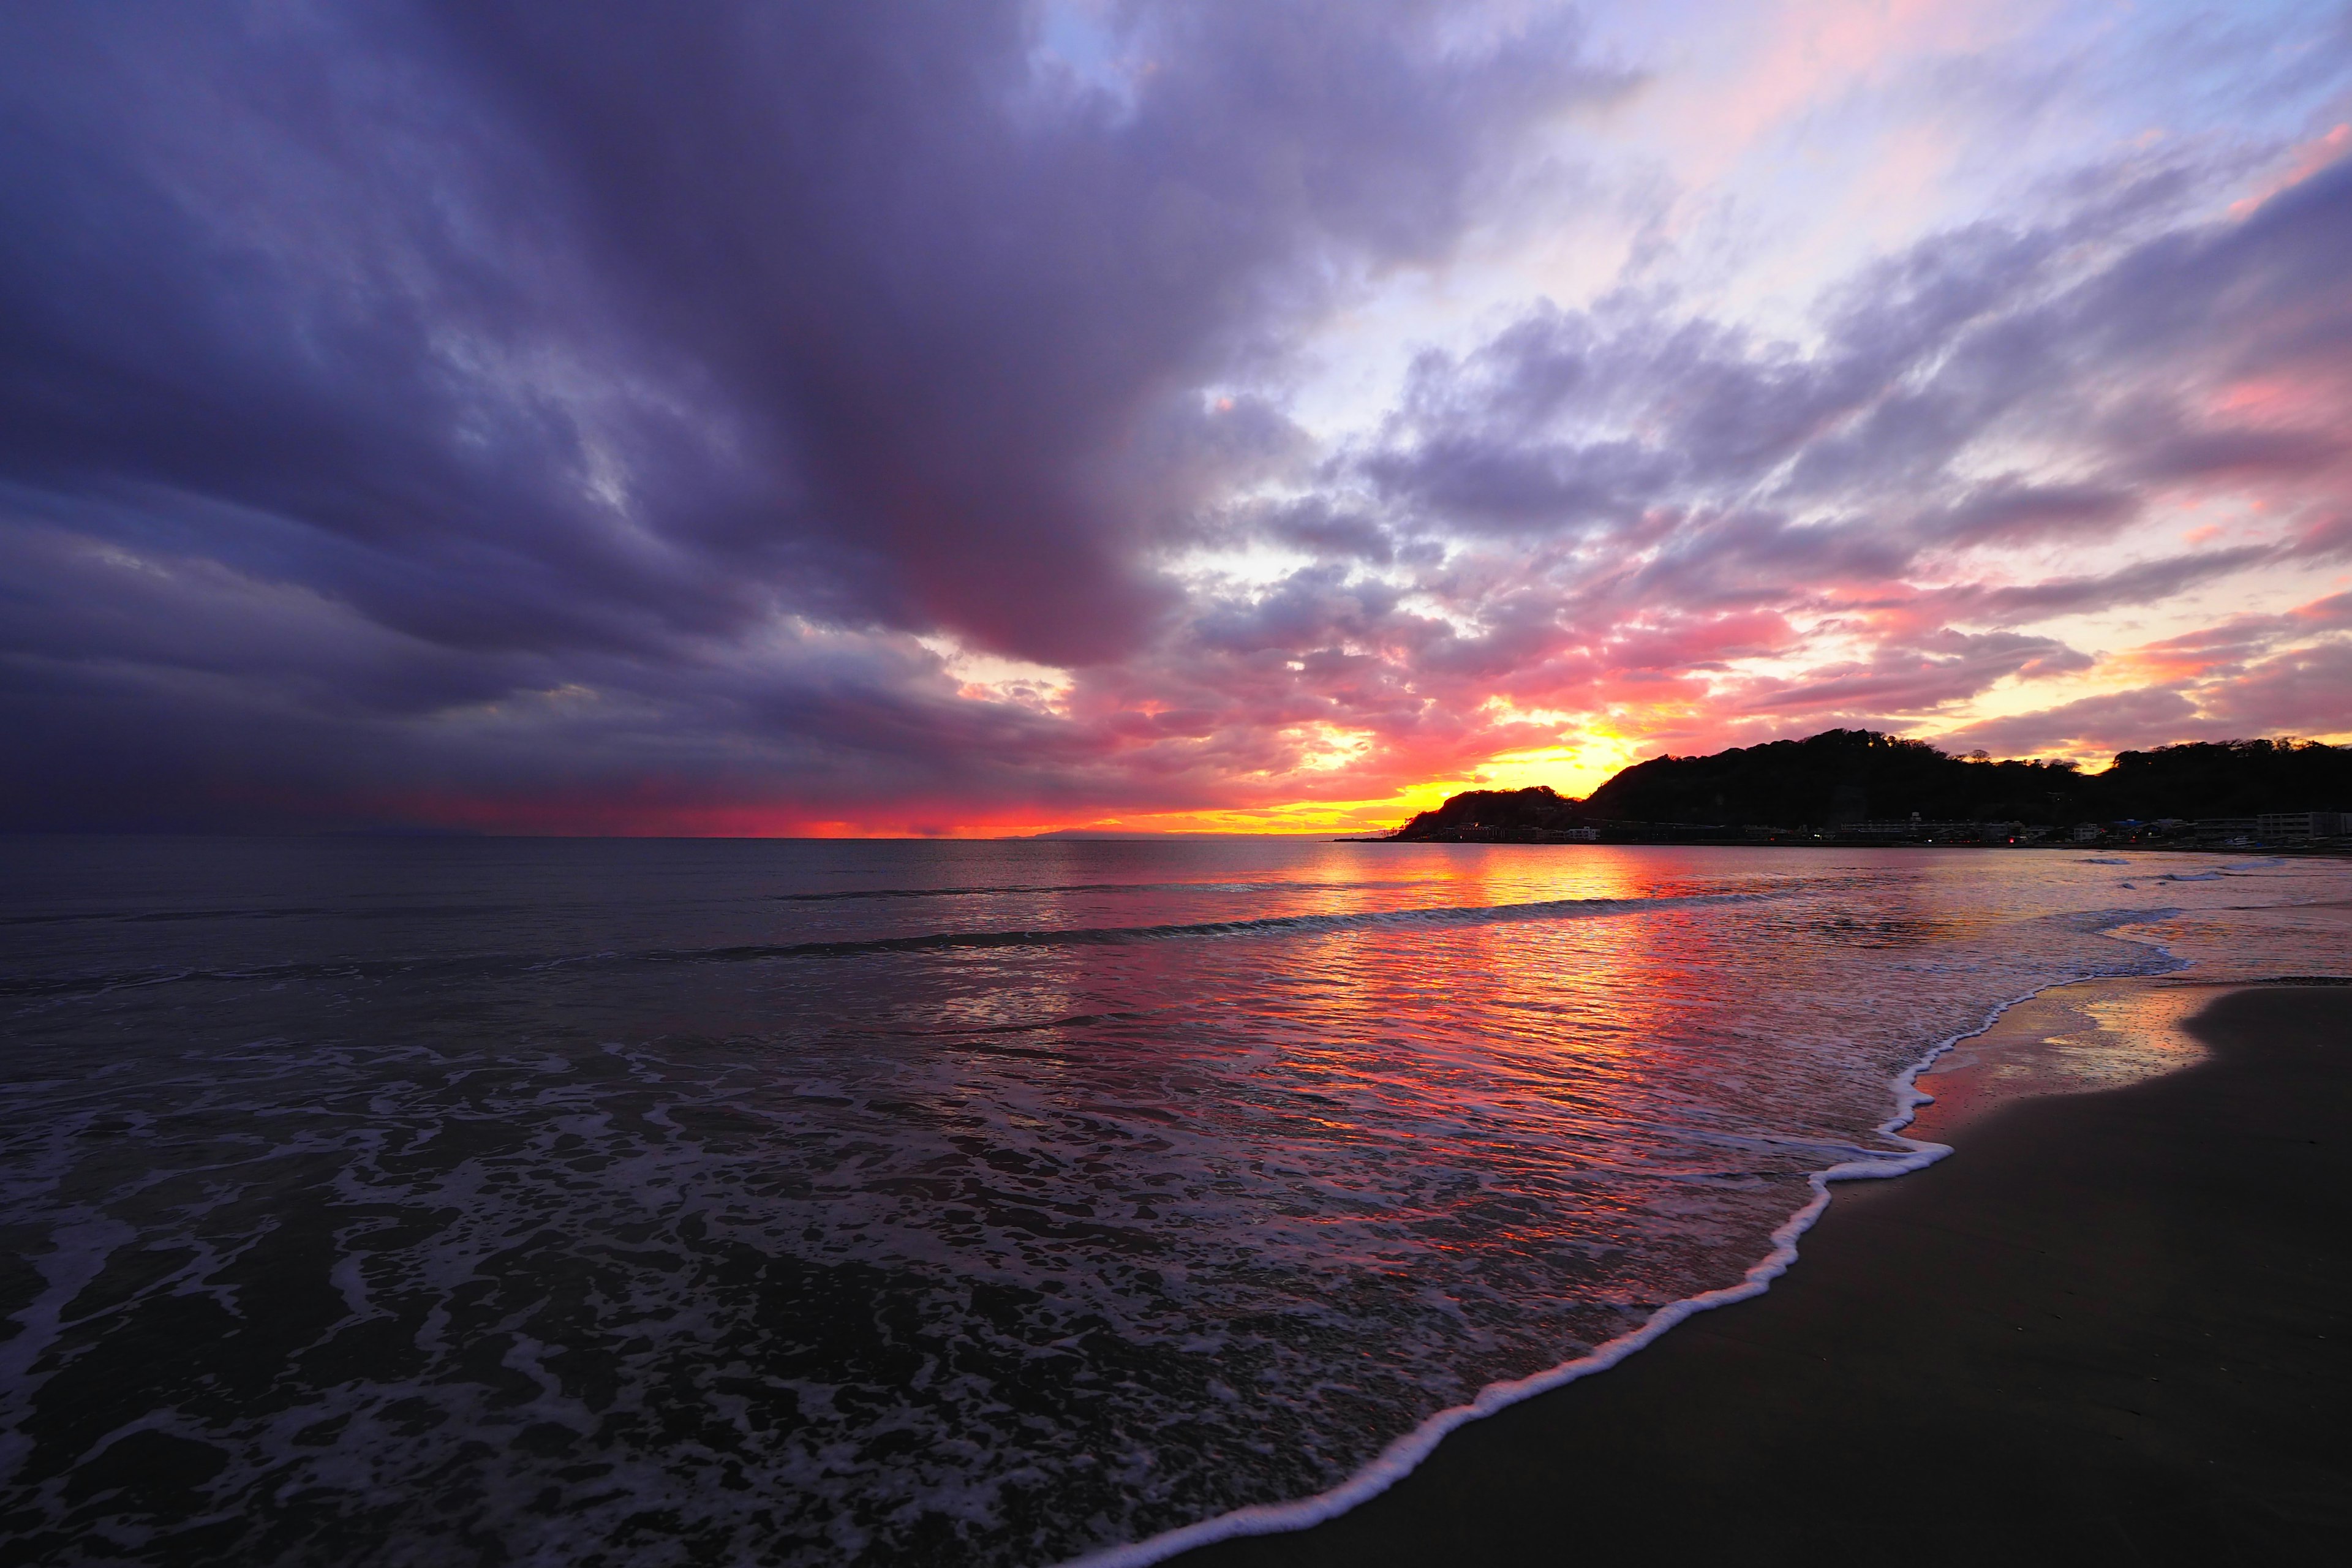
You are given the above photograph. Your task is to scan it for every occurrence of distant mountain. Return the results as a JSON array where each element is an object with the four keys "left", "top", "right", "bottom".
[
  {"left": 1387, "top": 730, "right": 2352, "bottom": 839},
  {"left": 1385, "top": 785, "right": 1586, "bottom": 839},
  {"left": 1580, "top": 729, "right": 2089, "bottom": 827},
  {"left": 1022, "top": 829, "right": 1324, "bottom": 840}
]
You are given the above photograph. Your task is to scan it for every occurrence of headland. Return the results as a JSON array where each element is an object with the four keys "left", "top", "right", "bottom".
[{"left": 1371, "top": 730, "right": 2352, "bottom": 851}]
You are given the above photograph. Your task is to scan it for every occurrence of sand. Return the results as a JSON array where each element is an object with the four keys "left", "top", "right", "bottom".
[{"left": 1165, "top": 984, "right": 2351, "bottom": 1566}]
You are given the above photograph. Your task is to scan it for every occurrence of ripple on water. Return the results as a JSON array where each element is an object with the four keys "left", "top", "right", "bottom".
[{"left": 2, "top": 842, "right": 2346, "bottom": 1566}]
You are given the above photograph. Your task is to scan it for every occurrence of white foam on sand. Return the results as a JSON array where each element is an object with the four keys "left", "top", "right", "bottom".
[{"left": 1055, "top": 916, "right": 2197, "bottom": 1568}]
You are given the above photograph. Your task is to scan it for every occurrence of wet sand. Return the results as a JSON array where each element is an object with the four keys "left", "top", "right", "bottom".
[{"left": 1167, "top": 984, "right": 2351, "bottom": 1566}]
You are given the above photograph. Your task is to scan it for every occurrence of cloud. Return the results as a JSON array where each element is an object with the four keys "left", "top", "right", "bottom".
[
  {"left": 2196, "top": 641, "right": 2352, "bottom": 737},
  {"left": 1, "top": 2, "right": 2348, "bottom": 831},
  {"left": 1297, "top": 149, "right": 2352, "bottom": 770},
  {"left": 1933, "top": 688, "right": 2205, "bottom": 759}
]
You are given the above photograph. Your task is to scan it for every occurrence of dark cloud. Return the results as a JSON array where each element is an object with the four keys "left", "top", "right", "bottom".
[
  {"left": 2197, "top": 640, "right": 2352, "bottom": 736},
  {"left": 1966, "top": 548, "right": 2276, "bottom": 622},
  {"left": 1929, "top": 480, "right": 2140, "bottom": 548},
  {"left": 1310, "top": 150, "right": 2352, "bottom": 772},
  {"left": 1727, "top": 630, "right": 2094, "bottom": 720},
  {"left": 1366, "top": 155, "right": 2352, "bottom": 572},
  {"left": 0, "top": 1, "right": 1631, "bottom": 827},
  {"left": 1, "top": 4, "right": 2347, "bottom": 831},
  {"left": 416, "top": 0, "right": 1621, "bottom": 663},
  {"left": 1933, "top": 688, "right": 2206, "bottom": 759}
]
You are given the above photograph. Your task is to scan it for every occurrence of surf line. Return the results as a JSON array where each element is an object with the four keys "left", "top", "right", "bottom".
[
  {"left": 668, "top": 889, "right": 1782, "bottom": 964},
  {"left": 1055, "top": 913, "right": 2191, "bottom": 1568}
]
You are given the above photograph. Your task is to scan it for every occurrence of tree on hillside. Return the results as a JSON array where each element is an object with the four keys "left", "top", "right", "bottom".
[
  {"left": 1391, "top": 785, "right": 1580, "bottom": 837},
  {"left": 1578, "top": 729, "right": 2091, "bottom": 827},
  {"left": 1385, "top": 730, "right": 2349, "bottom": 839},
  {"left": 2094, "top": 739, "right": 2352, "bottom": 818}
]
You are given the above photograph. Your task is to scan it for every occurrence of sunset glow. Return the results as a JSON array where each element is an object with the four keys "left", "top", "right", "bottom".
[{"left": 5, "top": 2, "right": 2350, "bottom": 834}]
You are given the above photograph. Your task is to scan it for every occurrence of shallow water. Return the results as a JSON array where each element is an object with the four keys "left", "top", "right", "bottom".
[{"left": 2, "top": 837, "right": 2346, "bottom": 1566}]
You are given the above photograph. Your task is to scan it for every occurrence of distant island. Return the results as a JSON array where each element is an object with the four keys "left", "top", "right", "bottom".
[{"left": 1379, "top": 730, "right": 2352, "bottom": 850}]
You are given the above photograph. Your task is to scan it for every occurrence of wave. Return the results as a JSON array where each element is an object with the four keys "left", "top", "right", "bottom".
[
  {"left": 0, "top": 906, "right": 342, "bottom": 927},
  {"left": 0, "top": 957, "right": 424, "bottom": 1001},
  {"left": 1059, "top": 905, "right": 2188, "bottom": 1568},
  {"left": 657, "top": 889, "right": 1781, "bottom": 964},
  {"left": 0, "top": 889, "right": 1775, "bottom": 1000},
  {"left": 0, "top": 903, "right": 515, "bottom": 927},
  {"left": 769, "top": 877, "right": 1429, "bottom": 904}
]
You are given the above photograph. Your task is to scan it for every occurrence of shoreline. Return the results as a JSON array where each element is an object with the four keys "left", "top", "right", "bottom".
[
  {"left": 1069, "top": 978, "right": 2351, "bottom": 1567},
  {"left": 1064, "top": 971, "right": 2041, "bottom": 1568},
  {"left": 1131, "top": 981, "right": 2350, "bottom": 1566},
  {"left": 1344, "top": 837, "right": 2352, "bottom": 856}
]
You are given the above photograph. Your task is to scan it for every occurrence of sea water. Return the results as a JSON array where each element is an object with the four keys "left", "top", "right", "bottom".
[{"left": 2, "top": 837, "right": 2346, "bottom": 1566}]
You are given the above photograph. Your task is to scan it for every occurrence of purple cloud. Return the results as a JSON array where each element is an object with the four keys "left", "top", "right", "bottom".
[{"left": 1, "top": 3, "right": 2348, "bottom": 831}]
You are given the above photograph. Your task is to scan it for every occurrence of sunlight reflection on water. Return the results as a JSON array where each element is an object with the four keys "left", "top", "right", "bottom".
[{"left": 1, "top": 839, "right": 2346, "bottom": 1566}]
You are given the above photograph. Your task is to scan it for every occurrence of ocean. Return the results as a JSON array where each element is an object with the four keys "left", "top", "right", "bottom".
[{"left": 2, "top": 835, "right": 2347, "bottom": 1566}]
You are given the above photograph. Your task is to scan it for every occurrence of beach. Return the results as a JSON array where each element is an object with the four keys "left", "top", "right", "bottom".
[
  {"left": 1168, "top": 983, "right": 2351, "bottom": 1567},
  {"left": 5, "top": 842, "right": 2345, "bottom": 1564}
]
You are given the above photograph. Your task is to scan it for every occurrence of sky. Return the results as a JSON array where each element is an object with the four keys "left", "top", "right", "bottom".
[{"left": 4, "top": 1, "right": 2350, "bottom": 836}]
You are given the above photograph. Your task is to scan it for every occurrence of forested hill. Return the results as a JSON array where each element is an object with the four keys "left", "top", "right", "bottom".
[{"left": 1387, "top": 730, "right": 2352, "bottom": 837}]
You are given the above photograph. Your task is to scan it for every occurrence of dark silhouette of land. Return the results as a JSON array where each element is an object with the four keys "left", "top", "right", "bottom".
[
  {"left": 1169, "top": 984, "right": 2352, "bottom": 1568},
  {"left": 1384, "top": 730, "right": 2352, "bottom": 844}
]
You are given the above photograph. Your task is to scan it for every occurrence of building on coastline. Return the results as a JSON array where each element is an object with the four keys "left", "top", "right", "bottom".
[
  {"left": 2255, "top": 810, "right": 2352, "bottom": 840},
  {"left": 1841, "top": 818, "right": 2024, "bottom": 842},
  {"left": 2084, "top": 813, "right": 2352, "bottom": 846}
]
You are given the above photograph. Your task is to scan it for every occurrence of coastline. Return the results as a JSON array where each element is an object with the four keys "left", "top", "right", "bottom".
[
  {"left": 1060, "top": 965, "right": 2162, "bottom": 1568},
  {"left": 1132, "top": 982, "right": 2350, "bottom": 1566},
  {"left": 1350, "top": 837, "right": 2352, "bottom": 856},
  {"left": 12, "top": 844, "right": 2343, "bottom": 1566},
  {"left": 1063, "top": 968, "right": 2034, "bottom": 1568}
]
